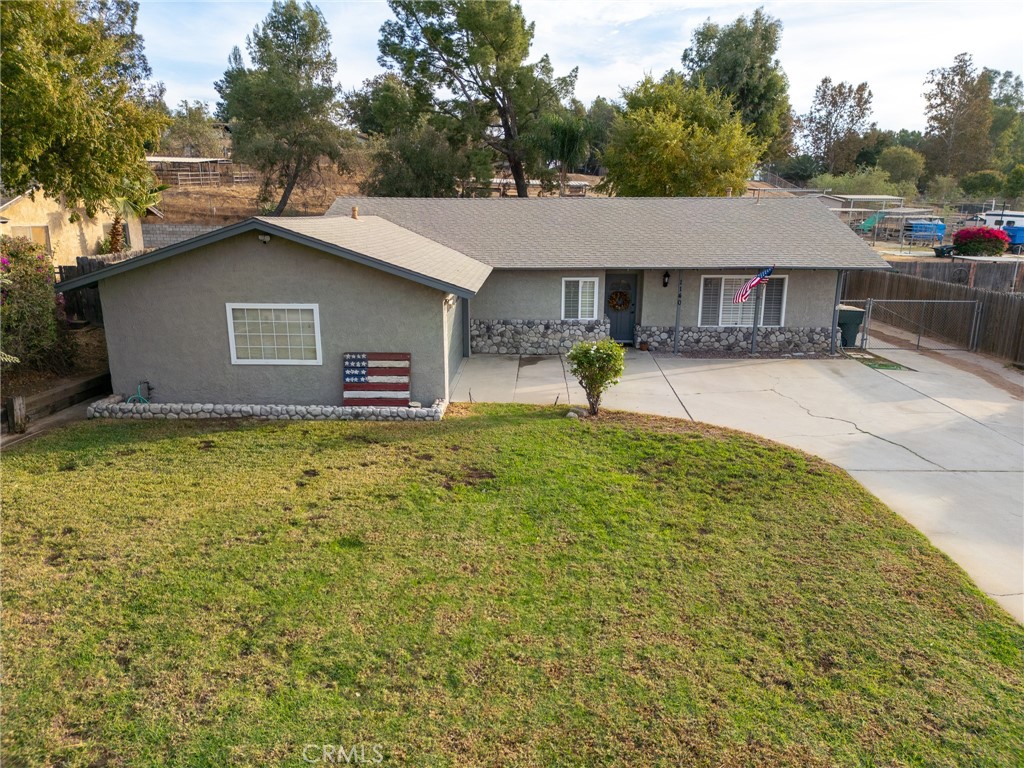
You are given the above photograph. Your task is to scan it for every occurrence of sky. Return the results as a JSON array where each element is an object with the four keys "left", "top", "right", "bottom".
[{"left": 137, "top": 0, "right": 1024, "bottom": 133}]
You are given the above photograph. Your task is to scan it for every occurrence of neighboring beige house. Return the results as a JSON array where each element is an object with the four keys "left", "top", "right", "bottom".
[{"left": 0, "top": 190, "right": 143, "bottom": 266}]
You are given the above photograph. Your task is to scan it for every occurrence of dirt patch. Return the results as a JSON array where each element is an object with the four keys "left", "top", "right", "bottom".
[
  {"left": 1, "top": 326, "right": 109, "bottom": 400},
  {"left": 155, "top": 171, "right": 607, "bottom": 225}
]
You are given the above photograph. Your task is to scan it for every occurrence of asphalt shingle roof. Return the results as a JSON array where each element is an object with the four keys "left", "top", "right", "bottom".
[
  {"left": 326, "top": 197, "right": 890, "bottom": 271},
  {"left": 254, "top": 215, "right": 491, "bottom": 294},
  {"left": 55, "top": 215, "right": 491, "bottom": 296}
]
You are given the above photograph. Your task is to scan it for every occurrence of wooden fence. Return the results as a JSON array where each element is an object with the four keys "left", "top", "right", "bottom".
[
  {"left": 844, "top": 270, "right": 1024, "bottom": 363},
  {"left": 886, "top": 259, "right": 1024, "bottom": 293},
  {"left": 56, "top": 254, "right": 135, "bottom": 326}
]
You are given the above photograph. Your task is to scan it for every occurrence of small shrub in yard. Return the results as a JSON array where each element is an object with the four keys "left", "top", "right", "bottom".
[
  {"left": 566, "top": 338, "right": 625, "bottom": 415},
  {"left": 0, "top": 236, "right": 75, "bottom": 373},
  {"left": 953, "top": 226, "right": 1010, "bottom": 256}
]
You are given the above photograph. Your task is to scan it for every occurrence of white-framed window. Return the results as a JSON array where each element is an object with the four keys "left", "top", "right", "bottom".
[
  {"left": 226, "top": 303, "right": 322, "bottom": 365},
  {"left": 699, "top": 275, "right": 787, "bottom": 327},
  {"left": 562, "top": 277, "right": 599, "bottom": 320}
]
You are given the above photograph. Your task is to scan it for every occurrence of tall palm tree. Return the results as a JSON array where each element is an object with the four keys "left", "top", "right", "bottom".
[{"left": 540, "top": 113, "right": 591, "bottom": 196}]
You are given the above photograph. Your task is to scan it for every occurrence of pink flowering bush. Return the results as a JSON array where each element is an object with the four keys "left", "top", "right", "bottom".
[
  {"left": 0, "top": 236, "right": 75, "bottom": 372},
  {"left": 953, "top": 226, "right": 1010, "bottom": 256}
]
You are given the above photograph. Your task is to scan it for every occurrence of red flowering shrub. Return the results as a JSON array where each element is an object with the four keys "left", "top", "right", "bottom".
[{"left": 953, "top": 226, "right": 1010, "bottom": 256}]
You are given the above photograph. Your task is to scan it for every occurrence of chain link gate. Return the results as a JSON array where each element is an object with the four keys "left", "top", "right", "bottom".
[{"left": 842, "top": 299, "right": 982, "bottom": 352}]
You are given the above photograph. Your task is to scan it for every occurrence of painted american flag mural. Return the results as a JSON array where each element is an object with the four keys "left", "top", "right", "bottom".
[{"left": 343, "top": 353, "right": 411, "bottom": 407}]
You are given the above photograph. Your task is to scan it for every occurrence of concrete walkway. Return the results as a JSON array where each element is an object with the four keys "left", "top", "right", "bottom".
[{"left": 452, "top": 350, "right": 1024, "bottom": 621}]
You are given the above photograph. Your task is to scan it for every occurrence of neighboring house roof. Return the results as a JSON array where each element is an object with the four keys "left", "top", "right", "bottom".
[
  {"left": 0, "top": 194, "right": 24, "bottom": 212},
  {"left": 326, "top": 197, "right": 889, "bottom": 271},
  {"left": 56, "top": 215, "right": 492, "bottom": 298}
]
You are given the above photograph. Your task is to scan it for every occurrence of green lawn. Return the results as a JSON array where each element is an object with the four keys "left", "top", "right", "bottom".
[{"left": 3, "top": 404, "right": 1022, "bottom": 766}]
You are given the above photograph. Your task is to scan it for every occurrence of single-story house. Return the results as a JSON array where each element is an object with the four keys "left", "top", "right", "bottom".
[
  {"left": 56, "top": 197, "right": 888, "bottom": 409},
  {"left": 1, "top": 189, "right": 144, "bottom": 266}
]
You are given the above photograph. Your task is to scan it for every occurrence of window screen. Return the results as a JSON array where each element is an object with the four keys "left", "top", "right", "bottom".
[
  {"left": 562, "top": 278, "right": 599, "bottom": 321},
  {"left": 227, "top": 304, "right": 322, "bottom": 364}
]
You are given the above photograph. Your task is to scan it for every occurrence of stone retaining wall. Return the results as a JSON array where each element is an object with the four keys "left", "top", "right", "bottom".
[
  {"left": 470, "top": 318, "right": 610, "bottom": 354},
  {"left": 636, "top": 325, "right": 834, "bottom": 353},
  {"left": 87, "top": 395, "right": 447, "bottom": 422}
]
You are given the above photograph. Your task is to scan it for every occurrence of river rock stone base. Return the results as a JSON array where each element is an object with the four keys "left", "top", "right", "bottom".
[
  {"left": 87, "top": 395, "right": 447, "bottom": 422},
  {"left": 471, "top": 318, "right": 610, "bottom": 354},
  {"left": 636, "top": 325, "right": 834, "bottom": 354}
]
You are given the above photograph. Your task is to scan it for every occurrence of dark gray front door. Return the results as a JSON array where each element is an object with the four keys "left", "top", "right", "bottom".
[{"left": 605, "top": 275, "right": 637, "bottom": 344}]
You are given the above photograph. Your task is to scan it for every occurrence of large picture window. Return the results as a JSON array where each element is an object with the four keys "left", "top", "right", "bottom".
[
  {"left": 562, "top": 277, "right": 599, "bottom": 321},
  {"left": 226, "top": 303, "right": 322, "bottom": 365},
  {"left": 699, "top": 276, "right": 786, "bottom": 327}
]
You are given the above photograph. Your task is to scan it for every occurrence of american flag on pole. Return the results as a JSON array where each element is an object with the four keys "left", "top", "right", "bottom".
[
  {"left": 732, "top": 265, "right": 775, "bottom": 304},
  {"left": 343, "top": 353, "right": 411, "bottom": 406}
]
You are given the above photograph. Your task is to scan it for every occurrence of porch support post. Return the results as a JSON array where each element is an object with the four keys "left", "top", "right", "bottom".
[
  {"left": 673, "top": 270, "right": 683, "bottom": 354},
  {"left": 830, "top": 270, "right": 845, "bottom": 355},
  {"left": 462, "top": 298, "right": 471, "bottom": 358}
]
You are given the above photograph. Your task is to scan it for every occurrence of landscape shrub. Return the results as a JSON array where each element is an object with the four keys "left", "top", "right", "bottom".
[
  {"left": 809, "top": 167, "right": 917, "bottom": 201},
  {"left": 0, "top": 236, "right": 75, "bottom": 372},
  {"left": 959, "top": 169, "right": 1006, "bottom": 198},
  {"left": 566, "top": 338, "right": 625, "bottom": 415},
  {"left": 953, "top": 226, "right": 1010, "bottom": 256}
]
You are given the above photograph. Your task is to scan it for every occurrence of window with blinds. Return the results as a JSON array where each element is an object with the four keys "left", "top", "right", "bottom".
[
  {"left": 700, "top": 276, "right": 786, "bottom": 327},
  {"left": 562, "top": 277, "right": 599, "bottom": 321}
]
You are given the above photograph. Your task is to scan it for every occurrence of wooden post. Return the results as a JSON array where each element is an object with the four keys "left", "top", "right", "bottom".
[{"left": 6, "top": 396, "right": 26, "bottom": 433}]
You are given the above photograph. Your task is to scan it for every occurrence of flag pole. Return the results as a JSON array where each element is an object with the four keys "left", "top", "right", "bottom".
[{"left": 750, "top": 283, "right": 764, "bottom": 355}]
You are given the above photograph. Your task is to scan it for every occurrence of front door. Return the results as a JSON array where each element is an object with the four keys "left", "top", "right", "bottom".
[{"left": 605, "top": 275, "right": 637, "bottom": 344}]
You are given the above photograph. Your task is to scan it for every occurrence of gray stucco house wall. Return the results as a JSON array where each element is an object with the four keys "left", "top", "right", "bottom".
[{"left": 100, "top": 235, "right": 453, "bottom": 406}]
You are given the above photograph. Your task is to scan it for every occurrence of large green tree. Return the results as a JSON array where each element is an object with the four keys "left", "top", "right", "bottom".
[
  {"left": 800, "top": 77, "right": 873, "bottom": 174},
  {"left": 161, "top": 101, "right": 223, "bottom": 157},
  {"left": 581, "top": 96, "right": 617, "bottom": 174},
  {"left": 215, "top": 0, "right": 349, "bottom": 215},
  {"left": 378, "top": 0, "right": 576, "bottom": 197},
  {"left": 360, "top": 124, "right": 488, "bottom": 197},
  {"left": 0, "top": 0, "right": 165, "bottom": 216},
  {"left": 598, "top": 76, "right": 762, "bottom": 197},
  {"left": 877, "top": 146, "right": 925, "bottom": 185},
  {"left": 922, "top": 53, "right": 992, "bottom": 178},
  {"left": 343, "top": 73, "right": 432, "bottom": 136},
  {"left": 984, "top": 68, "right": 1024, "bottom": 174},
  {"left": 680, "top": 7, "right": 792, "bottom": 160}
]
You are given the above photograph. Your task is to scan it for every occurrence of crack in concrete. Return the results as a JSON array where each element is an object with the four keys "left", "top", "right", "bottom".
[
  {"left": 651, "top": 355, "right": 694, "bottom": 421},
  {"left": 768, "top": 381, "right": 948, "bottom": 470},
  {"left": 986, "top": 592, "right": 1024, "bottom": 597}
]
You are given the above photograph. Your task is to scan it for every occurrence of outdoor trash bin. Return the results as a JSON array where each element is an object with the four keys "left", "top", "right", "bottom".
[
  {"left": 933, "top": 245, "right": 955, "bottom": 258},
  {"left": 837, "top": 304, "right": 866, "bottom": 348}
]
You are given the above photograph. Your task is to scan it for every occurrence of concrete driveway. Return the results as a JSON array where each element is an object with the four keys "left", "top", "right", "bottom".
[{"left": 452, "top": 350, "right": 1024, "bottom": 621}]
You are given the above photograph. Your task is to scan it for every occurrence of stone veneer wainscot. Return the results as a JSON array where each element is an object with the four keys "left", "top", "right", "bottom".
[
  {"left": 470, "top": 318, "right": 610, "bottom": 354},
  {"left": 635, "top": 326, "right": 834, "bottom": 353}
]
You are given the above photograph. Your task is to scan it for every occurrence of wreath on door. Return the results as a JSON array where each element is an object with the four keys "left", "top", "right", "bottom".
[{"left": 608, "top": 290, "right": 631, "bottom": 312}]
